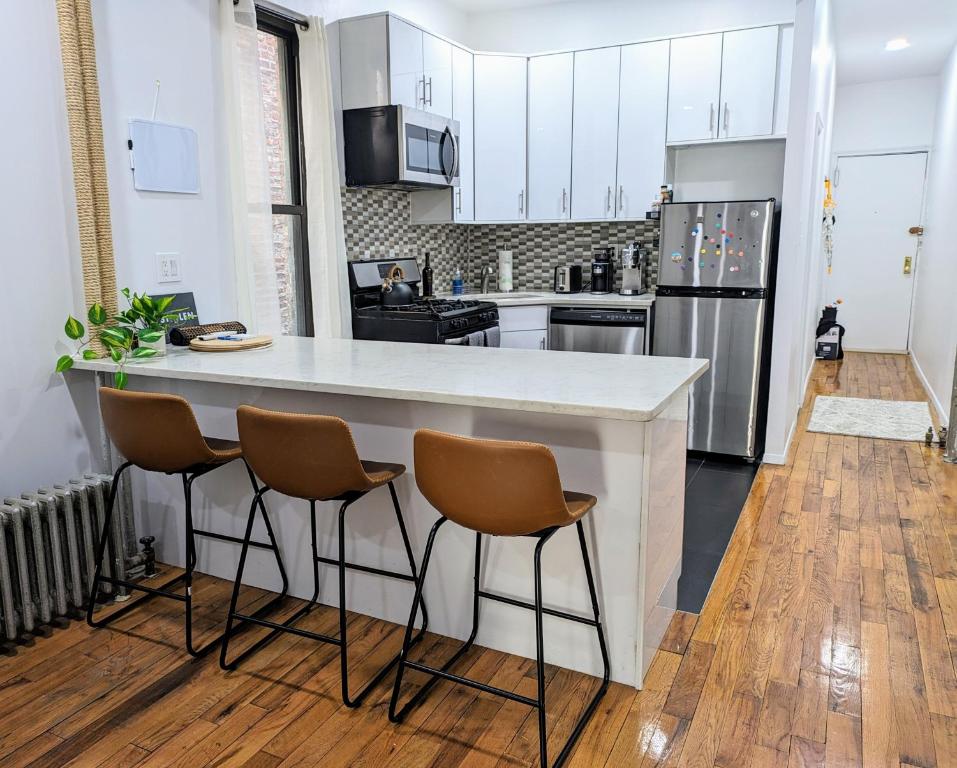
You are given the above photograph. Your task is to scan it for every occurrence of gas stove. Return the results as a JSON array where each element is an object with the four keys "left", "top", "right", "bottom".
[{"left": 348, "top": 258, "right": 499, "bottom": 344}]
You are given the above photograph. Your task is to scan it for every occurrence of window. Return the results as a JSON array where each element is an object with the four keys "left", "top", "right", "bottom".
[{"left": 256, "top": 9, "right": 313, "bottom": 336}]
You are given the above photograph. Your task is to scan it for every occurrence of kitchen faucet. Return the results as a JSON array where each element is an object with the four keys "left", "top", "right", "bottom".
[{"left": 480, "top": 264, "right": 495, "bottom": 294}]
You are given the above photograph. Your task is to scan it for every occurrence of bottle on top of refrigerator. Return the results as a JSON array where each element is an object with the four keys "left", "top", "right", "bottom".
[{"left": 452, "top": 267, "right": 464, "bottom": 295}]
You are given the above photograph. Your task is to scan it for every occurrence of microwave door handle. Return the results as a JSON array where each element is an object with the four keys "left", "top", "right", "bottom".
[{"left": 442, "top": 126, "right": 459, "bottom": 183}]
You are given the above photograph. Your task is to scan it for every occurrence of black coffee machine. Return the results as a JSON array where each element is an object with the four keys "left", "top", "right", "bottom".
[{"left": 590, "top": 247, "right": 615, "bottom": 294}]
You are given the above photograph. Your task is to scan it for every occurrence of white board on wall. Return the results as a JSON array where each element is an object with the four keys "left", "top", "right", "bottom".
[{"left": 128, "top": 118, "right": 200, "bottom": 194}]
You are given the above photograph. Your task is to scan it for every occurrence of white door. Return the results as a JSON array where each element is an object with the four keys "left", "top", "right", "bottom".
[
  {"left": 667, "top": 33, "right": 722, "bottom": 143},
  {"left": 570, "top": 46, "right": 621, "bottom": 220},
  {"left": 422, "top": 32, "right": 453, "bottom": 116},
  {"left": 719, "top": 26, "right": 778, "bottom": 139},
  {"left": 388, "top": 17, "right": 423, "bottom": 109},
  {"left": 474, "top": 55, "right": 527, "bottom": 221},
  {"left": 527, "top": 53, "right": 573, "bottom": 220},
  {"left": 616, "top": 40, "right": 669, "bottom": 219},
  {"left": 824, "top": 152, "right": 928, "bottom": 352},
  {"left": 452, "top": 46, "right": 474, "bottom": 222}
]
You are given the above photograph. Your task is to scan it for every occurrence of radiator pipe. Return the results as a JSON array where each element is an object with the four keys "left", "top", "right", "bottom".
[
  {"left": 87, "top": 474, "right": 129, "bottom": 600},
  {"left": 43, "top": 487, "right": 84, "bottom": 611},
  {"left": 69, "top": 480, "right": 99, "bottom": 602},
  {"left": 945, "top": 348, "right": 957, "bottom": 463},
  {"left": 2, "top": 504, "right": 34, "bottom": 633},
  {"left": 4, "top": 498, "right": 51, "bottom": 625},
  {"left": 23, "top": 494, "right": 68, "bottom": 618},
  {"left": 0, "top": 507, "right": 19, "bottom": 640}
]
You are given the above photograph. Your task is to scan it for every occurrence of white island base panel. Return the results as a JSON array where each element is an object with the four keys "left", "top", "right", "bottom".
[{"left": 83, "top": 378, "right": 688, "bottom": 689}]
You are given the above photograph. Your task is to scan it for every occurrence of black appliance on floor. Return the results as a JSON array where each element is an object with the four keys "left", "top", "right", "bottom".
[{"left": 348, "top": 257, "right": 499, "bottom": 344}]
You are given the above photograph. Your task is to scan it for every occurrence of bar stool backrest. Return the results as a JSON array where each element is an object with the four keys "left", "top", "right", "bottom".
[
  {"left": 237, "top": 405, "right": 371, "bottom": 501},
  {"left": 99, "top": 388, "right": 218, "bottom": 473},
  {"left": 413, "top": 429, "right": 573, "bottom": 536}
]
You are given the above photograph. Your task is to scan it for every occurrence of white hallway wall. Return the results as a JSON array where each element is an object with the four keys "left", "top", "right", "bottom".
[
  {"left": 911, "top": 44, "right": 957, "bottom": 424},
  {"left": 463, "top": 0, "right": 795, "bottom": 52},
  {"left": 832, "top": 77, "right": 939, "bottom": 153},
  {"left": 764, "top": 0, "right": 837, "bottom": 463},
  {"left": 0, "top": 3, "right": 95, "bottom": 494}
]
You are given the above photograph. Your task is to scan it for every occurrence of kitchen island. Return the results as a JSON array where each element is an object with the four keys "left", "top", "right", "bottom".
[{"left": 71, "top": 337, "right": 707, "bottom": 688}]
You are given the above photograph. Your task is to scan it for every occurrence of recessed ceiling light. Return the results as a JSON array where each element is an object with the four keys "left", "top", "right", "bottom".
[{"left": 885, "top": 38, "right": 911, "bottom": 51}]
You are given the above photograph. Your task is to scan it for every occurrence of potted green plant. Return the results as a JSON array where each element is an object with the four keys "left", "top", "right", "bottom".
[{"left": 54, "top": 290, "right": 179, "bottom": 389}]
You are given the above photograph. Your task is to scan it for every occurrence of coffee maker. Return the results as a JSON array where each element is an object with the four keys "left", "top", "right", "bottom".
[
  {"left": 619, "top": 241, "right": 647, "bottom": 295},
  {"left": 590, "top": 247, "right": 615, "bottom": 294}
]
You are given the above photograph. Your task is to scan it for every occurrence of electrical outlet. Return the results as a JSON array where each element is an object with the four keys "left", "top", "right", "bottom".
[{"left": 156, "top": 252, "right": 181, "bottom": 283}]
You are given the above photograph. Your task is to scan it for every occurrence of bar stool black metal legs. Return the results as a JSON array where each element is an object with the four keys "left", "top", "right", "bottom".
[
  {"left": 86, "top": 458, "right": 289, "bottom": 658},
  {"left": 218, "top": 481, "right": 428, "bottom": 708},
  {"left": 389, "top": 518, "right": 609, "bottom": 768}
]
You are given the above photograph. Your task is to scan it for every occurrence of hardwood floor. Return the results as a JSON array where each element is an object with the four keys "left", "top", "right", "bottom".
[{"left": 1, "top": 351, "right": 955, "bottom": 767}]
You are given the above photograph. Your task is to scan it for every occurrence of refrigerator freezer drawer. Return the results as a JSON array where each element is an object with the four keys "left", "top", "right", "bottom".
[{"left": 653, "top": 295, "right": 766, "bottom": 457}]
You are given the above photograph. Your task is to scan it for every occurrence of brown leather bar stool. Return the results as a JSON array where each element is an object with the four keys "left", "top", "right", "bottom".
[
  {"left": 219, "top": 405, "right": 428, "bottom": 708},
  {"left": 89, "top": 388, "right": 288, "bottom": 656},
  {"left": 389, "top": 429, "right": 610, "bottom": 768}
]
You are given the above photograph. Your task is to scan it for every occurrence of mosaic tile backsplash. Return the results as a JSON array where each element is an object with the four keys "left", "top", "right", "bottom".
[{"left": 341, "top": 188, "right": 660, "bottom": 293}]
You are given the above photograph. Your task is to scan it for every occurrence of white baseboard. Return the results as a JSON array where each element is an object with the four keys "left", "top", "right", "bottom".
[{"left": 911, "top": 351, "right": 949, "bottom": 427}]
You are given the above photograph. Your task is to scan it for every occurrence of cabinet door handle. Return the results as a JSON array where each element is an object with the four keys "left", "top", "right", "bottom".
[
  {"left": 540, "top": 337, "right": 545, "bottom": 350},
  {"left": 562, "top": 187, "right": 567, "bottom": 214},
  {"left": 723, "top": 103, "right": 729, "bottom": 134},
  {"left": 519, "top": 190, "right": 524, "bottom": 214},
  {"left": 619, "top": 185, "right": 624, "bottom": 212},
  {"left": 456, "top": 188, "right": 462, "bottom": 213},
  {"left": 427, "top": 77, "right": 433, "bottom": 106},
  {"left": 606, "top": 186, "right": 612, "bottom": 213},
  {"left": 709, "top": 102, "right": 715, "bottom": 134}
]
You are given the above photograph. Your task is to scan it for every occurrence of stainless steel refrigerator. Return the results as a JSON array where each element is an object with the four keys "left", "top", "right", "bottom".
[{"left": 653, "top": 200, "right": 777, "bottom": 459}]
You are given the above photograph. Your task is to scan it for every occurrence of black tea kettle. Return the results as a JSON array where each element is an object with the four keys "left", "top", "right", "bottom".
[{"left": 381, "top": 265, "right": 416, "bottom": 306}]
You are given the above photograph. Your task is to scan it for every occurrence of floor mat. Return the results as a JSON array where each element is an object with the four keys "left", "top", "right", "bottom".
[{"left": 807, "top": 395, "right": 932, "bottom": 441}]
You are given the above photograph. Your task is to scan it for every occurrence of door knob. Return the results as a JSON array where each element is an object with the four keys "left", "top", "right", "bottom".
[
  {"left": 909, "top": 226, "right": 924, "bottom": 235},
  {"left": 903, "top": 255, "right": 913, "bottom": 275}
]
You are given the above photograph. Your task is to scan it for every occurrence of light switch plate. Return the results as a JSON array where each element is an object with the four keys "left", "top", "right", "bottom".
[{"left": 156, "top": 252, "right": 181, "bottom": 283}]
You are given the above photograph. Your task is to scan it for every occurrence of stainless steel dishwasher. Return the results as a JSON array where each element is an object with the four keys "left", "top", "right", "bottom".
[{"left": 548, "top": 307, "right": 648, "bottom": 354}]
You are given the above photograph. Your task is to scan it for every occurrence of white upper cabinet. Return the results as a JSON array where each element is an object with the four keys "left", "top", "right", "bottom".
[
  {"left": 527, "top": 53, "right": 574, "bottom": 220},
  {"left": 774, "top": 25, "right": 794, "bottom": 135},
  {"left": 388, "top": 16, "right": 425, "bottom": 110},
  {"left": 474, "top": 55, "right": 528, "bottom": 222},
  {"left": 667, "top": 33, "right": 723, "bottom": 142},
  {"left": 422, "top": 33, "right": 453, "bottom": 115},
  {"left": 719, "top": 26, "right": 778, "bottom": 138},
  {"left": 452, "top": 45, "right": 474, "bottom": 221},
  {"left": 571, "top": 46, "right": 622, "bottom": 220},
  {"left": 616, "top": 40, "right": 670, "bottom": 219}
]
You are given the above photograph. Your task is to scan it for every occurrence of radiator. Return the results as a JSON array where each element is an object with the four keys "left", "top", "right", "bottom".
[{"left": 0, "top": 474, "right": 138, "bottom": 641}]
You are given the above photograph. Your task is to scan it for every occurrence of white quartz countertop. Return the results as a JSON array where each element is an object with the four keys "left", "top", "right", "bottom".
[
  {"left": 442, "top": 291, "right": 656, "bottom": 309},
  {"left": 73, "top": 336, "right": 707, "bottom": 422}
]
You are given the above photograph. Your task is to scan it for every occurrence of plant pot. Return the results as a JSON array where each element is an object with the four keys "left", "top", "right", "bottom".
[{"left": 137, "top": 332, "right": 167, "bottom": 358}]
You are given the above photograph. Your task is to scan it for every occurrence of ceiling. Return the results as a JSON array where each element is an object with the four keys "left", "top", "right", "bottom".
[
  {"left": 444, "top": 0, "right": 561, "bottom": 12},
  {"left": 833, "top": 0, "right": 957, "bottom": 84}
]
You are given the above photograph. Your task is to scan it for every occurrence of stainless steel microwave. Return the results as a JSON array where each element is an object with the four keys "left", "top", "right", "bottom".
[{"left": 343, "top": 105, "right": 460, "bottom": 190}]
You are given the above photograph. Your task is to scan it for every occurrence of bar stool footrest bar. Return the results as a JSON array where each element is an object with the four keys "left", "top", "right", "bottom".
[
  {"left": 477, "top": 589, "right": 599, "bottom": 627},
  {"left": 314, "top": 555, "right": 416, "bottom": 582},
  {"left": 403, "top": 660, "right": 539, "bottom": 707},
  {"left": 230, "top": 609, "right": 342, "bottom": 645},
  {"left": 193, "top": 529, "right": 275, "bottom": 550}
]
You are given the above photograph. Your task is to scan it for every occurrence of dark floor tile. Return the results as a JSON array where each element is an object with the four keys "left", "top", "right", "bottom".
[
  {"left": 685, "top": 458, "right": 704, "bottom": 489},
  {"left": 677, "top": 551, "right": 724, "bottom": 613},
  {"left": 682, "top": 504, "right": 741, "bottom": 557}
]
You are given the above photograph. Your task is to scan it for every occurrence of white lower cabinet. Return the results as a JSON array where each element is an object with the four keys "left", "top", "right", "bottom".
[
  {"left": 497, "top": 305, "right": 548, "bottom": 349},
  {"left": 500, "top": 329, "right": 547, "bottom": 350}
]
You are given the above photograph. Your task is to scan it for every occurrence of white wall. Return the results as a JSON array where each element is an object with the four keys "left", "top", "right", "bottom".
[
  {"left": 910, "top": 44, "right": 957, "bottom": 424},
  {"left": 92, "top": 0, "right": 237, "bottom": 324},
  {"left": 464, "top": 0, "right": 795, "bottom": 53},
  {"left": 764, "top": 0, "right": 837, "bottom": 464},
  {"left": 832, "top": 76, "right": 939, "bottom": 153},
  {"left": 0, "top": 3, "right": 96, "bottom": 494}
]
